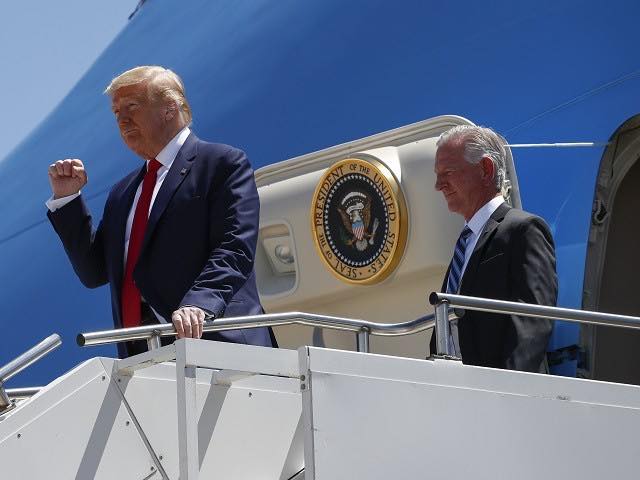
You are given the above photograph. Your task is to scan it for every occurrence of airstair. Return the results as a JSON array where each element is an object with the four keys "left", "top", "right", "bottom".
[
  {"left": 2, "top": 294, "right": 640, "bottom": 479},
  {"left": 3, "top": 116, "right": 639, "bottom": 478}
]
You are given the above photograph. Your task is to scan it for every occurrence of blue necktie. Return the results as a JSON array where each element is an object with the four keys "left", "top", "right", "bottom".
[{"left": 446, "top": 226, "right": 472, "bottom": 294}]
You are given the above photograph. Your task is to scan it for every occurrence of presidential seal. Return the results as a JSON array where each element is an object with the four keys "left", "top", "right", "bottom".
[{"left": 311, "top": 157, "right": 408, "bottom": 284}]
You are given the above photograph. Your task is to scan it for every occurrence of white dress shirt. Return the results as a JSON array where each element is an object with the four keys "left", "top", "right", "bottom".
[
  {"left": 122, "top": 127, "right": 191, "bottom": 265},
  {"left": 46, "top": 126, "right": 192, "bottom": 323},
  {"left": 449, "top": 195, "right": 505, "bottom": 356}
]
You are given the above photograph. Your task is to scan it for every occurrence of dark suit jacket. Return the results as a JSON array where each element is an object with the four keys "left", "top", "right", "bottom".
[
  {"left": 431, "top": 203, "right": 557, "bottom": 372},
  {"left": 48, "top": 133, "right": 275, "bottom": 358}
]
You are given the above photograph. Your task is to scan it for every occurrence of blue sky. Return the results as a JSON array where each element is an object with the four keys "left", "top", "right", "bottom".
[{"left": 0, "top": 1, "right": 135, "bottom": 162}]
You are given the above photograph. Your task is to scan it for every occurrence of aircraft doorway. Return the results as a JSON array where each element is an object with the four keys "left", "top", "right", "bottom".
[{"left": 582, "top": 114, "right": 640, "bottom": 384}]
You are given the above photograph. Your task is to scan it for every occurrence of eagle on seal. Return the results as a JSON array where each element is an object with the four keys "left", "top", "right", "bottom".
[{"left": 337, "top": 191, "right": 380, "bottom": 251}]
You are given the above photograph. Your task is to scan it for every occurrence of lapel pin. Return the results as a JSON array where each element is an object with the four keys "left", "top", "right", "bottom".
[{"left": 180, "top": 168, "right": 187, "bottom": 175}]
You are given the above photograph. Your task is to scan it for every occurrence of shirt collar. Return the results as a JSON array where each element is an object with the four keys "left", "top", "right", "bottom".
[
  {"left": 150, "top": 126, "right": 191, "bottom": 169},
  {"left": 466, "top": 196, "right": 505, "bottom": 235}
]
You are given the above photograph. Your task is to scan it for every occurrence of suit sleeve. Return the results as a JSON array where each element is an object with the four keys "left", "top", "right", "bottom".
[
  {"left": 504, "top": 216, "right": 558, "bottom": 371},
  {"left": 179, "top": 148, "right": 260, "bottom": 316},
  {"left": 47, "top": 195, "right": 108, "bottom": 288}
]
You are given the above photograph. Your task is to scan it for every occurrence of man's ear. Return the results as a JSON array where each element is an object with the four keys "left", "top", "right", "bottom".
[
  {"left": 480, "top": 157, "right": 495, "bottom": 185},
  {"left": 165, "top": 103, "right": 177, "bottom": 121}
]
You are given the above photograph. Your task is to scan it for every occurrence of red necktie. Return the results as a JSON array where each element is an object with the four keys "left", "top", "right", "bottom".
[{"left": 121, "top": 159, "right": 162, "bottom": 328}]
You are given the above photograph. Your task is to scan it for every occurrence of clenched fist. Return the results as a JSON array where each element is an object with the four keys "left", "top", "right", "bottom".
[{"left": 48, "top": 159, "right": 88, "bottom": 199}]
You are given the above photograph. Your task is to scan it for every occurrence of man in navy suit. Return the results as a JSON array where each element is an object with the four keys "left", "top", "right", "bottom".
[
  {"left": 47, "top": 66, "right": 275, "bottom": 357},
  {"left": 431, "top": 125, "right": 557, "bottom": 372}
]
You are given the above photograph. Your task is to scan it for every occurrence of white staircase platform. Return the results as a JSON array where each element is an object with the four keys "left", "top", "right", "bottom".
[
  {"left": 2, "top": 339, "right": 640, "bottom": 479},
  {"left": 300, "top": 347, "right": 640, "bottom": 479}
]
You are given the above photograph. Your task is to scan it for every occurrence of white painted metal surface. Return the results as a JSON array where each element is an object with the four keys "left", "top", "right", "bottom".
[
  {"left": 4, "top": 338, "right": 640, "bottom": 479},
  {"left": 0, "top": 358, "right": 158, "bottom": 479},
  {"left": 0, "top": 341, "right": 304, "bottom": 480},
  {"left": 118, "top": 351, "right": 303, "bottom": 479},
  {"left": 169, "top": 339, "right": 302, "bottom": 479},
  {"left": 299, "top": 346, "right": 640, "bottom": 479}
]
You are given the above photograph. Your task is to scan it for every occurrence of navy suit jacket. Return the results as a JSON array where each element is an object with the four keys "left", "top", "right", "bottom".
[
  {"left": 431, "top": 203, "right": 557, "bottom": 372},
  {"left": 49, "top": 133, "right": 275, "bottom": 357}
]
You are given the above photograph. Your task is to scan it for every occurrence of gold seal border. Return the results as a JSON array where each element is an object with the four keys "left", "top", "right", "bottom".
[{"left": 310, "top": 156, "right": 408, "bottom": 285}]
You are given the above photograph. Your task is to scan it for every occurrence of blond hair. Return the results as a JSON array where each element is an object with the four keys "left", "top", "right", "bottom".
[{"left": 105, "top": 66, "right": 192, "bottom": 123}]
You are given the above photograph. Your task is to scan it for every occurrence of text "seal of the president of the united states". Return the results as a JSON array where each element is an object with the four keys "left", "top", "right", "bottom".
[{"left": 311, "top": 157, "right": 408, "bottom": 284}]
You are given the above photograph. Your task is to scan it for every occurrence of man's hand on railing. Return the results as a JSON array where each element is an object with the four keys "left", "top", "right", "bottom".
[{"left": 172, "top": 306, "right": 206, "bottom": 339}]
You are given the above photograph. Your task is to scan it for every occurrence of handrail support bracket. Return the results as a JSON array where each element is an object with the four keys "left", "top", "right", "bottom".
[{"left": 434, "top": 300, "right": 452, "bottom": 357}]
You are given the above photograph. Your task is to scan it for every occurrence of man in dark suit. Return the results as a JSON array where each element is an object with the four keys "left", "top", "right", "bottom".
[
  {"left": 431, "top": 125, "right": 557, "bottom": 372},
  {"left": 47, "top": 66, "right": 275, "bottom": 357}
]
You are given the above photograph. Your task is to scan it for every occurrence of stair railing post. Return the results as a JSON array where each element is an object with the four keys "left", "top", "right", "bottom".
[{"left": 434, "top": 300, "right": 451, "bottom": 356}]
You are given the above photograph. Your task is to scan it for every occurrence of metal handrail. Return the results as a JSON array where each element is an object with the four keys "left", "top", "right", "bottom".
[
  {"left": 79, "top": 291, "right": 640, "bottom": 358},
  {"left": 77, "top": 311, "right": 458, "bottom": 352},
  {"left": 429, "top": 292, "right": 640, "bottom": 329},
  {"left": 6, "top": 387, "right": 43, "bottom": 398},
  {"left": 429, "top": 292, "right": 640, "bottom": 356},
  {"left": 0, "top": 334, "right": 62, "bottom": 413},
  {"left": 0, "top": 334, "right": 62, "bottom": 383}
]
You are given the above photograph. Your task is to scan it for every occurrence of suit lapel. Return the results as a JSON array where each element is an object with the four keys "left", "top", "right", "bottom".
[
  {"left": 460, "top": 202, "right": 511, "bottom": 293},
  {"left": 111, "top": 165, "right": 147, "bottom": 293},
  {"left": 140, "top": 133, "right": 198, "bottom": 254}
]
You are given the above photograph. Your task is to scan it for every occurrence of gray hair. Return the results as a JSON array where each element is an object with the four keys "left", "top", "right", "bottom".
[
  {"left": 436, "top": 125, "right": 508, "bottom": 194},
  {"left": 104, "top": 66, "right": 192, "bottom": 124}
]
